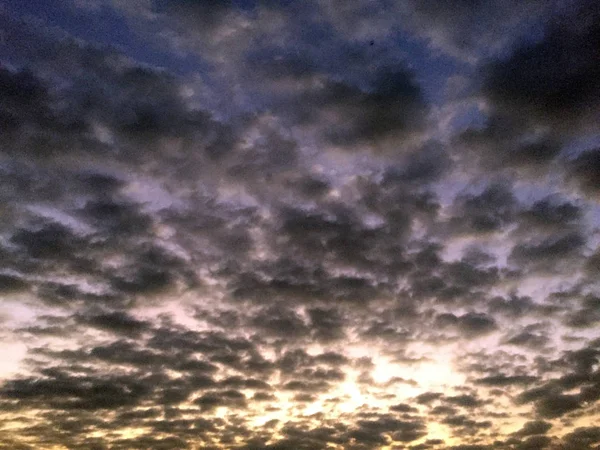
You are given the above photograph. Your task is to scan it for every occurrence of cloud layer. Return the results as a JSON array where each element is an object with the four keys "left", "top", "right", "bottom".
[{"left": 1, "top": 1, "right": 599, "bottom": 449}]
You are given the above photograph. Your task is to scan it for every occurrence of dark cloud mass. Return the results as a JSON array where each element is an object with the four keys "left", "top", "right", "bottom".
[{"left": 0, "top": 1, "right": 599, "bottom": 449}]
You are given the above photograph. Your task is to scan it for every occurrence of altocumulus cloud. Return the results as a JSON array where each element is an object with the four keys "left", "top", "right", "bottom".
[{"left": 0, "top": 1, "right": 599, "bottom": 449}]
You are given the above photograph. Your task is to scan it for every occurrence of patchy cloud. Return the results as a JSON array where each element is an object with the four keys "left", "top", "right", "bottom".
[{"left": 0, "top": 0, "right": 599, "bottom": 448}]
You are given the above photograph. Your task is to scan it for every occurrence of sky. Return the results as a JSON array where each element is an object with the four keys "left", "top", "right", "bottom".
[{"left": 0, "top": 1, "right": 600, "bottom": 449}]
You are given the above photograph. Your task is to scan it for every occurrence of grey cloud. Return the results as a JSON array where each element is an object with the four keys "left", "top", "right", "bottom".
[
  {"left": 488, "top": 294, "right": 538, "bottom": 319},
  {"left": 482, "top": 1, "right": 600, "bottom": 132},
  {"left": 441, "top": 418, "right": 492, "bottom": 433},
  {"left": 430, "top": 405, "right": 458, "bottom": 416},
  {"left": 351, "top": 414, "right": 427, "bottom": 445},
  {"left": 321, "top": 0, "right": 554, "bottom": 62},
  {"left": 567, "top": 148, "right": 600, "bottom": 199},
  {"left": 194, "top": 390, "right": 247, "bottom": 411},
  {"left": 389, "top": 143, "right": 452, "bottom": 185},
  {"left": 563, "top": 295, "right": 600, "bottom": 329},
  {"left": 292, "top": 68, "right": 428, "bottom": 151},
  {"left": 389, "top": 403, "right": 419, "bottom": 413},
  {"left": 504, "top": 331, "right": 550, "bottom": 350},
  {"left": 457, "top": 1, "right": 600, "bottom": 176},
  {"left": 454, "top": 114, "right": 564, "bottom": 173},
  {"left": 307, "top": 307, "right": 347, "bottom": 342},
  {"left": 448, "top": 183, "right": 517, "bottom": 235},
  {"left": 512, "top": 420, "right": 552, "bottom": 437},
  {"left": 34, "top": 281, "right": 123, "bottom": 308},
  {"left": 282, "top": 380, "right": 331, "bottom": 393},
  {"left": 10, "top": 222, "right": 86, "bottom": 262},
  {"left": 285, "top": 174, "right": 331, "bottom": 199},
  {"left": 0, "top": 371, "right": 151, "bottom": 410},
  {"left": 513, "top": 342, "right": 600, "bottom": 419},
  {"left": 508, "top": 232, "right": 585, "bottom": 273},
  {"left": 513, "top": 435, "right": 552, "bottom": 450},
  {"left": 0, "top": 11, "right": 235, "bottom": 174},
  {"left": 535, "top": 393, "right": 581, "bottom": 418},
  {"left": 562, "top": 427, "right": 600, "bottom": 449},
  {"left": 250, "top": 305, "right": 309, "bottom": 339},
  {"left": 474, "top": 374, "right": 538, "bottom": 388},
  {"left": 516, "top": 196, "right": 583, "bottom": 234},
  {"left": 78, "top": 199, "right": 152, "bottom": 236},
  {"left": 0, "top": 273, "right": 28, "bottom": 293},
  {"left": 405, "top": 0, "right": 556, "bottom": 61},
  {"left": 415, "top": 392, "right": 443, "bottom": 405},
  {"left": 585, "top": 251, "right": 600, "bottom": 276},
  {"left": 247, "top": 45, "right": 429, "bottom": 151},
  {"left": 74, "top": 311, "right": 150, "bottom": 337},
  {"left": 445, "top": 394, "right": 484, "bottom": 409},
  {"left": 435, "top": 312, "right": 497, "bottom": 338}
]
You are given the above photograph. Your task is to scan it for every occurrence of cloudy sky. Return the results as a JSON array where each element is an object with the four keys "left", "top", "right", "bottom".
[{"left": 1, "top": 1, "right": 600, "bottom": 449}]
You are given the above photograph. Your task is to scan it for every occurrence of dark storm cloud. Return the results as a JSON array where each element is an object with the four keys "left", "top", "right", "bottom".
[
  {"left": 0, "top": 65, "right": 92, "bottom": 159},
  {"left": 285, "top": 174, "right": 331, "bottom": 199},
  {"left": 156, "top": 0, "right": 238, "bottom": 31},
  {"left": 0, "top": 14, "right": 248, "bottom": 312},
  {"left": 225, "top": 171, "right": 444, "bottom": 307},
  {"left": 0, "top": 317, "right": 292, "bottom": 445},
  {"left": 78, "top": 198, "right": 152, "bottom": 236},
  {"left": 34, "top": 281, "right": 122, "bottom": 307},
  {"left": 534, "top": 393, "right": 582, "bottom": 419}
]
